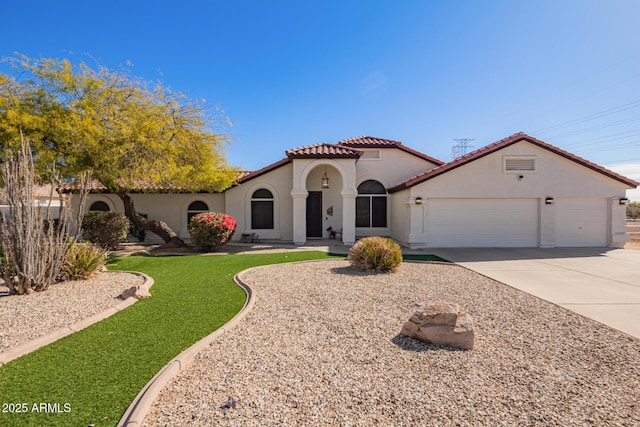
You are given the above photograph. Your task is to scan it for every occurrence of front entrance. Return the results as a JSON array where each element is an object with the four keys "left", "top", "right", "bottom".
[{"left": 306, "top": 191, "right": 323, "bottom": 238}]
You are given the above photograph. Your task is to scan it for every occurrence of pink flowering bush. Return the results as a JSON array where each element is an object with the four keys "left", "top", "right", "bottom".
[{"left": 188, "top": 212, "right": 237, "bottom": 251}]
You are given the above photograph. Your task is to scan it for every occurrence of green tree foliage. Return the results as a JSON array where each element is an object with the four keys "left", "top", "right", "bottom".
[
  {"left": 0, "top": 54, "right": 239, "bottom": 246},
  {"left": 627, "top": 201, "right": 639, "bottom": 219}
]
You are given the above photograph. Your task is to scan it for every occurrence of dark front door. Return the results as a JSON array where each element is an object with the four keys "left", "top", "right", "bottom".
[{"left": 306, "top": 191, "right": 323, "bottom": 239}]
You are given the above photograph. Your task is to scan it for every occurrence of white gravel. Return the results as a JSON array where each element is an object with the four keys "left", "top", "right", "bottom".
[
  {"left": 0, "top": 271, "right": 144, "bottom": 352},
  {"left": 146, "top": 260, "right": 640, "bottom": 426}
]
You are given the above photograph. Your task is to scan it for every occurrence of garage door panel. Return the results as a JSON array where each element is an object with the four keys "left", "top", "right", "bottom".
[
  {"left": 556, "top": 199, "right": 607, "bottom": 247},
  {"left": 427, "top": 199, "right": 538, "bottom": 247}
]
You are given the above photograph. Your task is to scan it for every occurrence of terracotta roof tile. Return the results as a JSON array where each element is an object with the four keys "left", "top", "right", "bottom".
[
  {"left": 388, "top": 132, "right": 639, "bottom": 193},
  {"left": 237, "top": 158, "right": 292, "bottom": 183},
  {"left": 286, "top": 143, "right": 363, "bottom": 159},
  {"left": 338, "top": 136, "right": 402, "bottom": 147},
  {"left": 339, "top": 136, "right": 444, "bottom": 165},
  {"left": 59, "top": 178, "right": 227, "bottom": 193}
]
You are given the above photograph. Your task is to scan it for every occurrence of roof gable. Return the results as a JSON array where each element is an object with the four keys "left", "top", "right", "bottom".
[
  {"left": 388, "top": 132, "right": 639, "bottom": 193},
  {"left": 339, "top": 136, "right": 444, "bottom": 165}
]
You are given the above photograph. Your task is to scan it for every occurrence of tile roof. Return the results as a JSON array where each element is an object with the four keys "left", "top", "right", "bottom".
[
  {"left": 388, "top": 132, "right": 639, "bottom": 193},
  {"left": 58, "top": 178, "right": 225, "bottom": 193},
  {"left": 339, "top": 136, "right": 444, "bottom": 165},
  {"left": 285, "top": 143, "right": 363, "bottom": 159},
  {"left": 237, "top": 158, "right": 292, "bottom": 183},
  {"left": 338, "top": 136, "right": 403, "bottom": 147}
]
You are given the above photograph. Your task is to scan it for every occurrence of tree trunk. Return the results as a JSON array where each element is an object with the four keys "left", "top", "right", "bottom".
[{"left": 118, "top": 193, "right": 186, "bottom": 248}]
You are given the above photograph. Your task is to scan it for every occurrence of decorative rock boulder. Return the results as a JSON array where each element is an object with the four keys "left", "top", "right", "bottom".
[
  {"left": 400, "top": 302, "right": 475, "bottom": 350},
  {"left": 120, "top": 284, "right": 151, "bottom": 300}
]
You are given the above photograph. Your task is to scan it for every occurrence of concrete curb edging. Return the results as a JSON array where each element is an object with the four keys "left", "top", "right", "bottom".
[
  {"left": 0, "top": 271, "right": 154, "bottom": 367},
  {"left": 117, "top": 271, "right": 256, "bottom": 427}
]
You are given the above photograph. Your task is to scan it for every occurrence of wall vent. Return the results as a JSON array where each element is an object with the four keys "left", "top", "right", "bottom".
[
  {"left": 504, "top": 157, "right": 536, "bottom": 172},
  {"left": 361, "top": 150, "right": 381, "bottom": 159}
]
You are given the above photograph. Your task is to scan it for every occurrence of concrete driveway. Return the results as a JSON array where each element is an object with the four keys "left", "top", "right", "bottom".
[{"left": 431, "top": 248, "right": 640, "bottom": 339}]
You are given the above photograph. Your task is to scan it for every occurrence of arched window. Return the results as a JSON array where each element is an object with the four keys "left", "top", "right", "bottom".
[
  {"left": 251, "top": 189, "right": 274, "bottom": 229},
  {"left": 187, "top": 200, "right": 209, "bottom": 223},
  {"left": 356, "top": 180, "right": 387, "bottom": 228},
  {"left": 89, "top": 201, "right": 110, "bottom": 212}
]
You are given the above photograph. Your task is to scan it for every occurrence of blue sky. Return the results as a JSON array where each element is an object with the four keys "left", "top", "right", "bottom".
[{"left": 2, "top": 1, "right": 639, "bottom": 198}]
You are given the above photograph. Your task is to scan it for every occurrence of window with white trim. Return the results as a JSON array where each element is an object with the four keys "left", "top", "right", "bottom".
[
  {"left": 89, "top": 201, "right": 110, "bottom": 211},
  {"left": 356, "top": 180, "right": 387, "bottom": 228},
  {"left": 187, "top": 200, "right": 209, "bottom": 223},
  {"left": 251, "top": 189, "right": 274, "bottom": 229}
]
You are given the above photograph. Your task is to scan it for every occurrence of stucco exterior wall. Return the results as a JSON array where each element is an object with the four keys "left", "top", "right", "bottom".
[
  {"left": 224, "top": 162, "right": 294, "bottom": 241},
  {"left": 398, "top": 141, "right": 631, "bottom": 248},
  {"left": 74, "top": 193, "right": 225, "bottom": 242},
  {"left": 355, "top": 148, "right": 439, "bottom": 188},
  {"left": 411, "top": 142, "right": 626, "bottom": 199}
]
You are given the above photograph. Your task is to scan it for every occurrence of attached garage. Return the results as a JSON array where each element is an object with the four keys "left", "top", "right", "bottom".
[
  {"left": 555, "top": 198, "right": 608, "bottom": 247},
  {"left": 426, "top": 198, "right": 539, "bottom": 247}
]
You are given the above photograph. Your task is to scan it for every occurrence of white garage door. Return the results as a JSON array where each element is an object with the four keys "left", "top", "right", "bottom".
[
  {"left": 426, "top": 199, "right": 539, "bottom": 247},
  {"left": 556, "top": 198, "right": 608, "bottom": 247}
]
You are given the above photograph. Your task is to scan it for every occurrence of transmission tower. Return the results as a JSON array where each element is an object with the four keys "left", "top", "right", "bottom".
[{"left": 451, "top": 138, "right": 475, "bottom": 159}]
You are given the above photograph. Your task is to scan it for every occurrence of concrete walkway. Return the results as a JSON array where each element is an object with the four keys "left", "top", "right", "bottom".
[{"left": 431, "top": 248, "right": 640, "bottom": 339}]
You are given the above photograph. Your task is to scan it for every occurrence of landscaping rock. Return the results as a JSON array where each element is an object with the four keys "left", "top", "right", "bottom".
[
  {"left": 400, "top": 301, "right": 475, "bottom": 350},
  {"left": 120, "top": 284, "right": 151, "bottom": 300}
]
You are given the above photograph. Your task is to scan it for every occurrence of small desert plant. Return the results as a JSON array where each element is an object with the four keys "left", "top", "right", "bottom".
[
  {"left": 347, "top": 236, "right": 403, "bottom": 273},
  {"left": 81, "top": 211, "right": 130, "bottom": 249},
  {"left": 188, "top": 212, "right": 236, "bottom": 251},
  {"left": 62, "top": 243, "right": 109, "bottom": 280}
]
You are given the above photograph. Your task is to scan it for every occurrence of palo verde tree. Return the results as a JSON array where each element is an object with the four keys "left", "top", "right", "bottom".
[{"left": 0, "top": 55, "right": 238, "bottom": 247}]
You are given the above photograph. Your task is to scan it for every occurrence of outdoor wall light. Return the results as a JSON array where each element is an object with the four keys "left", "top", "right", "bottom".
[
  {"left": 545, "top": 197, "right": 554, "bottom": 205},
  {"left": 321, "top": 169, "right": 330, "bottom": 189},
  {"left": 619, "top": 198, "right": 629, "bottom": 205},
  {"left": 415, "top": 197, "right": 423, "bottom": 205}
]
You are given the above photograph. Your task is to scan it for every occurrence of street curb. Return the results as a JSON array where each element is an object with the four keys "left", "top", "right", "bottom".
[
  {"left": 117, "top": 270, "right": 256, "bottom": 427},
  {"left": 0, "top": 271, "right": 154, "bottom": 367}
]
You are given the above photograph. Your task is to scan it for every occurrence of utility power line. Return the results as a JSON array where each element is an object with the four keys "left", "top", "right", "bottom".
[{"left": 533, "top": 100, "right": 640, "bottom": 135}]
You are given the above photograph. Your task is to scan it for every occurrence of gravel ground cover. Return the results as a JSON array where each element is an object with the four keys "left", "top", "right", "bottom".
[
  {"left": 0, "top": 271, "right": 144, "bottom": 352},
  {"left": 146, "top": 260, "right": 640, "bottom": 426}
]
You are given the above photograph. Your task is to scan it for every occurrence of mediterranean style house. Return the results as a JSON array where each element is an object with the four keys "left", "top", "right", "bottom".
[{"left": 74, "top": 132, "right": 638, "bottom": 248}]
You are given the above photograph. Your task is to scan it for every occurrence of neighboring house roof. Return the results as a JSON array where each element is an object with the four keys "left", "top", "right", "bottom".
[
  {"left": 388, "top": 132, "right": 639, "bottom": 193},
  {"left": 58, "top": 179, "right": 224, "bottom": 193},
  {"left": 285, "top": 143, "right": 363, "bottom": 159},
  {"left": 339, "top": 136, "right": 445, "bottom": 165}
]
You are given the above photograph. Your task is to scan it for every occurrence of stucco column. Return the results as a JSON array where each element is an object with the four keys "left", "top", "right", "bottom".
[
  {"left": 539, "top": 198, "right": 556, "bottom": 248},
  {"left": 611, "top": 197, "right": 629, "bottom": 248},
  {"left": 407, "top": 201, "right": 427, "bottom": 248},
  {"left": 341, "top": 187, "right": 357, "bottom": 246},
  {"left": 291, "top": 188, "right": 308, "bottom": 245}
]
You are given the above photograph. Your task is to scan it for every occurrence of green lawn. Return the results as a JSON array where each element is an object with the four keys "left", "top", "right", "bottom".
[{"left": 0, "top": 251, "right": 338, "bottom": 427}]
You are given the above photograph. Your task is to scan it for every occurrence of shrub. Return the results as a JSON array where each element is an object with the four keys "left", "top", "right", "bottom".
[
  {"left": 188, "top": 212, "right": 237, "bottom": 251},
  {"left": 347, "top": 236, "right": 403, "bottom": 273},
  {"left": 62, "top": 243, "right": 109, "bottom": 280},
  {"left": 81, "top": 211, "right": 130, "bottom": 250}
]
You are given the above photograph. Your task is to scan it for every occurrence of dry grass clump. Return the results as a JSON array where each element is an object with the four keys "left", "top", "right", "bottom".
[
  {"left": 62, "top": 243, "right": 109, "bottom": 280},
  {"left": 347, "top": 236, "right": 402, "bottom": 273}
]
